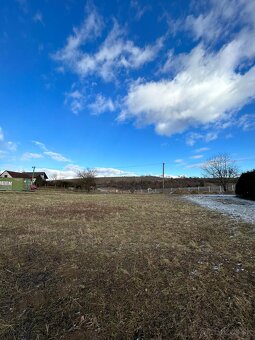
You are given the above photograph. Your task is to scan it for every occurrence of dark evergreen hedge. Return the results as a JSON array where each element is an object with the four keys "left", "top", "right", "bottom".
[{"left": 235, "top": 170, "right": 255, "bottom": 199}]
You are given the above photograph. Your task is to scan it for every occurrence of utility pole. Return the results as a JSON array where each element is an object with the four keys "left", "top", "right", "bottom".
[
  {"left": 31, "top": 166, "right": 36, "bottom": 184},
  {"left": 162, "top": 162, "right": 165, "bottom": 194}
]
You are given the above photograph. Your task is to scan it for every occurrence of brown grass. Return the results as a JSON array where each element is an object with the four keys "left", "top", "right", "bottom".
[{"left": 0, "top": 192, "right": 254, "bottom": 339}]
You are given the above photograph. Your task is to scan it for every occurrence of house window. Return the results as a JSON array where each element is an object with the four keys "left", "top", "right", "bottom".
[{"left": 4, "top": 175, "right": 8, "bottom": 178}]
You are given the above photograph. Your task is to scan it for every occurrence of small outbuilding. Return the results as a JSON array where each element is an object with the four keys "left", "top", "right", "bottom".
[
  {"left": 0, "top": 171, "right": 32, "bottom": 191},
  {"left": 0, "top": 170, "right": 48, "bottom": 183},
  {"left": 23, "top": 172, "right": 48, "bottom": 181},
  {"left": 0, "top": 170, "right": 31, "bottom": 179}
]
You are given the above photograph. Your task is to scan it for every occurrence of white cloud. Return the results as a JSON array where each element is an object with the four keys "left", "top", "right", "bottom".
[
  {"left": 33, "top": 141, "right": 71, "bottom": 162},
  {"left": 44, "top": 151, "right": 70, "bottom": 162},
  {"left": 0, "top": 127, "right": 3, "bottom": 141},
  {"left": 0, "top": 128, "right": 17, "bottom": 153},
  {"left": 88, "top": 94, "right": 115, "bottom": 115},
  {"left": 190, "top": 154, "right": 203, "bottom": 159},
  {"left": 185, "top": 1, "right": 238, "bottom": 43},
  {"left": 54, "top": 11, "right": 163, "bottom": 82},
  {"left": 194, "top": 147, "right": 210, "bottom": 153},
  {"left": 130, "top": 0, "right": 151, "bottom": 20},
  {"left": 65, "top": 89, "right": 86, "bottom": 114},
  {"left": 186, "top": 131, "right": 219, "bottom": 146},
  {"left": 174, "top": 159, "right": 184, "bottom": 163},
  {"left": 38, "top": 165, "right": 136, "bottom": 180},
  {"left": 65, "top": 89, "right": 115, "bottom": 115},
  {"left": 238, "top": 114, "right": 255, "bottom": 131},
  {"left": 186, "top": 162, "right": 205, "bottom": 169},
  {"left": 121, "top": 32, "right": 255, "bottom": 137},
  {"left": 21, "top": 152, "right": 43, "bottom": 161},
  {"left": 56, "top": 5, "right": 103, "bottom": 61},
  {"left": 185, "top": 0, "right": 255, "bottom": 43},
  {"left": 33, "top": 140, "right": 47, "bottom": 151},
  {"left": 164, "top": 174, "right": 183, "bottom": 179},
  {"left": 117, "top": 0, "right": 255, "bottom": 140},
  {"left": 52, "top": 0, "right": 255, "bottom": 142},
  {"left": 67, "top": 90, "right": 84, "bottom": 100},
  {"left": 6, "top": 141, "right": 17, "bottom": 152},
  {"left": 95, "top": 167, "right": 136, "bottom": 177}
]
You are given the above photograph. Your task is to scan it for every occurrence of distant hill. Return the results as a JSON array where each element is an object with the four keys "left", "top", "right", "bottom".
[{"left": 47, "top": 176, "right": 238, "bottom": 190}]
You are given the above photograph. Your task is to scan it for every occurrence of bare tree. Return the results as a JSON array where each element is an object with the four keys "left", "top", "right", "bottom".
[
  {"left": 77, "top": 168, "right": 97, "bottom": 192},
  {"left": 51, "top": 172, "right": 58, "bottom": 189},
  {"left": 202, "top": 153, "right": 239, "bottom": 192}
]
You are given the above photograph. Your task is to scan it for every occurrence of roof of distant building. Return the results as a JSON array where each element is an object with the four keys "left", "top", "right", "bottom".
[{"left": 0, "top": 170, "right": 31, "bottom": 179}]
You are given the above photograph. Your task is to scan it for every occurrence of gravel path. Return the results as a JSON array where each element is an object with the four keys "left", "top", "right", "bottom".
[{"left": 185, "top": 195, "right": 255, "bottom": 225}]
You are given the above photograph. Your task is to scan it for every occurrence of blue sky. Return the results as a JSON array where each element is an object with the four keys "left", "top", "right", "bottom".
[{"left": 0, "top": 0, "right": 255, "bottom": 178}]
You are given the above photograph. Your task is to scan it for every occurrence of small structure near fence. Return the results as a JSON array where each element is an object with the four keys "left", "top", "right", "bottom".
[
  {"left": 0, "top": 170, "right": 47, "bottom": 185},
  {"left": 0, "top": 176, "right": 32, "bottom": 191}
]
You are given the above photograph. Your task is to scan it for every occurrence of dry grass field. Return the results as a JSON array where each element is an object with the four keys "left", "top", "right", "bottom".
[{"left": 0, "top": 192, "right": 254, "bottom": 339}]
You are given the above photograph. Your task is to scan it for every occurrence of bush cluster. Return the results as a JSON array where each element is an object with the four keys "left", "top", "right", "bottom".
[{"left": 235, "top": 170, "right": 255, "bottom": 199}]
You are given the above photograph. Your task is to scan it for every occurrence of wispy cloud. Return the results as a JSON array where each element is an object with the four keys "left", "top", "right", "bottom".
[
  {"left": 33, "top": 141, "right": 48, "bottom": 151},
  {"left": 0, "top": 127, "right": 3, "bottom": 141},
  {"left": 185, "top": 0, "right": 255, "bottom": 44},
  {"left": 57, "top": 4, "right": 103, "bottom": 57},
  {"left": 53, "top": 8, "right": 163, "bottom": 82},
  {"left": 21, "top": 152, "right": 43, "bottom": 161},
  {"left": 0, "top": 128, "right": 17, "bottom": 152},
  {"left": 186, "top": 132, "right": 218, "bottom": 146},
  {"left": 186, "top": 162, "right": 205, "bottom": 169},
  {"left": 88, "top": 94, "right": 115, "bottom": 115},
  {"left": 190, "top": 154, "right": 203, "bottom": 159},
  {"left": 44, "top": 151, "right": 70, "bottom": 162},
  {"left": 6, "top": 141, "right": 17, "bottom": 152},
  {"left": 174, "top": 159, "right": 184, "bottom": 164},
  {"left": 130, "top": 0, "right": 151, "bottom": 20},
  {"left": 194, "top": 147, "right": 210, "bottom": 153},
  {"left": 238, "top": 114, "right": 255, "bottom": 131},
  {"left": 33, "top": 141, "right": 71, "bottom": 162},
  {"left": 65, "top": 89, "right": 86, "bottom": 114}
]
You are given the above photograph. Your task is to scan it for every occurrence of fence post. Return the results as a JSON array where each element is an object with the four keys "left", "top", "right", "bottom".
[{"left": 209, "top": 186, "right": 210, "bottom": 193}]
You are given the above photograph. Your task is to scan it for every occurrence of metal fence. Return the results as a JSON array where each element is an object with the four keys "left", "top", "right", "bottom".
[
  {"left": 133, "top": 185, "right": 236, "bottom": 194},
  {"left": 39, "top": 185, "right": 236, "bottom": 195},
  {"left": 165, "top": 185, "right": 235, "bottom": 194}
]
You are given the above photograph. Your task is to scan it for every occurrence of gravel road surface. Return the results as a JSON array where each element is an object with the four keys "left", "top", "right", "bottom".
[{"left": 185, "top": 195, "right": 255, "bottom": 225}]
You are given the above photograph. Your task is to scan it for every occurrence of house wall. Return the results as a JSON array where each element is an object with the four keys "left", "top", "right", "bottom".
[
  {"left": 0, "top": 171, "right": 12, "bottom": 178},
  {"left": 0, "top": 178, "right": 31, "bottom": 191}
]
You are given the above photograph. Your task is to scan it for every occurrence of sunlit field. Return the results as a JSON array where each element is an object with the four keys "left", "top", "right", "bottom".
[{"left": 0, "top": 192, "right": 254, "bottom": 339}]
